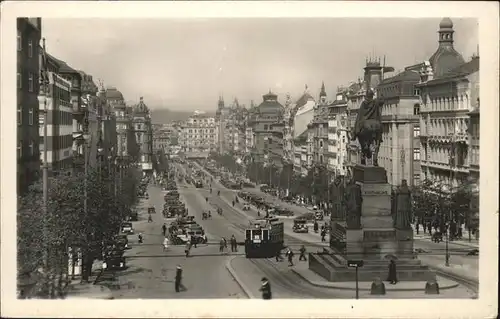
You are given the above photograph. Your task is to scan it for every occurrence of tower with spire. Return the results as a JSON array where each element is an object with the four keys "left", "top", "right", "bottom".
[{"left": 319, "top": 81, "right": 327, "bottom": 104}]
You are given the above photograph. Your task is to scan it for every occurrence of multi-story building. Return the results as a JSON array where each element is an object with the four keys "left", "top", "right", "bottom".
[
  {"left": 327, "top": 90, "right": 349, "bottom": 176},
  {"left": 289, "top": 87, "right": 316, "bottom": 174},
  {"left": 311, "top": 83, "right": 329, "bottom": 167},
  {"left": 215, "top": 96, "right": 229, "bottom": 154},
  {"left": 106, "top": 87, "right": 135, "bottom": 164},
  {"left": 416, "top": 18, "right": 479, "bottom": 189},
  {"left": 132, "top": 97, "right": 153, "bottom": 174},
  {"left": 153, "top": 124, "right": 176, "bottom": 153},
  {"left": 377, "top": 66, "right": 421, "bottom": 186},
  {"left": 39, "top": 54, "right": 73, "bottom": 174},
  {"left": 17, "top": 18, "right": 42, "bottom": 195},
  {"left": 96, "top": 85, "right": 117, "bottom": 161},
  {"left": 180, "top": 111, "right": 217, "bottom": 158},
  {"left": 248, "top": 91, "right": 285, "bottom": 168}
]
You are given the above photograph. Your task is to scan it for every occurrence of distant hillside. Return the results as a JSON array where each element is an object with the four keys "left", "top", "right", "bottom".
[{"left": 149, "top": 109, "right": 216, "bottom": 124}]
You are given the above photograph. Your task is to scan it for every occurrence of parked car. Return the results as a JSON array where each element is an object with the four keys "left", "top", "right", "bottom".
[
  {"left": 121, "top": 222, "right": 134, "bottom": 234},
  {"left": 103, "top": 250, "right": 126, "bottom": 270}
]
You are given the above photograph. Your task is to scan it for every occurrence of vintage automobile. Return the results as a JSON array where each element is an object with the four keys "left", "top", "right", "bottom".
[
  {"left": 121, "top": 222, "right": 134, "bottom": 234},
  {"left": 103, "top": 249, "right": 126, "bottom": 270},
  {"left": 242, "top": 203, "right": 251, "bottom": 211},
  {"left": 315, "top": 211, "right": 324, "bottom": 221},
  {"left": 148, "top": 206, "right": 156, "bottom": 214},
  {"left": 292, "top": 218, "right": 309, "bottom": 233},
  {"left": 114, "top": 234, "right": 130, "bottom": 250}
]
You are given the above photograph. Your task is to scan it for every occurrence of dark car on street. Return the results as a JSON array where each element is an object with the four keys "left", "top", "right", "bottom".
[{"left": 103, "top": 249, "right": 126, "bottom": 270}]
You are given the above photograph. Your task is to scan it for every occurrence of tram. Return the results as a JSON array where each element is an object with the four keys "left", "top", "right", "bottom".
[{"left": 244, "top": 217, "right": 284, "bottom": 258}]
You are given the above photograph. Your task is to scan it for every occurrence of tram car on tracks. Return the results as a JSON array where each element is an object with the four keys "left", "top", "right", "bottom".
[{"left": 244, "top": 217, "right": 284, "bottom": 258}]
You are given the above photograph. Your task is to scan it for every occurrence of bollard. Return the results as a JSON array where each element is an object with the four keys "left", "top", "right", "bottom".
[
  {"left": 370, "top": 277, "right": 386, "bottom": 295},
  {"left": 425, "top": 279, "right": 440, "bottom": 295}
]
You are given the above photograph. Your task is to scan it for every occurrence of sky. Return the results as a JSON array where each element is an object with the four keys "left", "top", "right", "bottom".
[{"left": 42, "top": 18, "right": 478, "bottom": 111}]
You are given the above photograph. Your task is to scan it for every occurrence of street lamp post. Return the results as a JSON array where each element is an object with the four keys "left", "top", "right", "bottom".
[{"left": 37, "top": 37, "right": 51, "bottom": 296}]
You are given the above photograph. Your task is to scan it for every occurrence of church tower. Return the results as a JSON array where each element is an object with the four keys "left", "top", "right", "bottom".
[{"left": 319, "top": 81, "right": 327, "bottom": 104}]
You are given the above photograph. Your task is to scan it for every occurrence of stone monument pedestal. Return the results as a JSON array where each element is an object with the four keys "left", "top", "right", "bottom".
[{"left": 310, "top": 165, "right": 436, "bottom": 282}]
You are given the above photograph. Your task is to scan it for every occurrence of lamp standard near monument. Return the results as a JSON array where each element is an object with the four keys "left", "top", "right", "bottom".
[{"left": 445, "top": 133, "right": 457, "bottom": 267}]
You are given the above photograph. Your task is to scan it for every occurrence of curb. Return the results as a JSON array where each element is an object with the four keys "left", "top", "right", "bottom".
[
  {"left": 291, "top": 269, "right": 459, "bottom": 292},
  {"left": 225, "top": 256, "right": 255, "bottom": 299}
]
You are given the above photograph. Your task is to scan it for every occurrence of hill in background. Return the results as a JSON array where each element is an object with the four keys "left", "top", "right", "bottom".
[{"left": 149, "top": 108, "right": 216, "bottom": 124}]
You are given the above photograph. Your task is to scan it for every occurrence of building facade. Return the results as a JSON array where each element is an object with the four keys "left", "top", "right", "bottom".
[
  {"left": 107, "top": 87, "right": 135, "bottom": 163},
  {"left": 17, "top": 18, "right": 42, "bottom": 194},
  {"left": 180, "top": 111, "right": 218, "bottom": 157},
  {"left": 39, "top": 69, "right": 73, "bottom": 174},
  {"left": 377, "top": 68, "right": 421, "bottom": 186},
  {"left": 132, "top": 97, "right": 153, "bottom": 173},
  {"left": 311, "top": 84, "right": 329, "bottom": 167},
  {"left": 248, "top": 91, "right": 285, "bottom": 167},
  {"left": 153, "top": 124, "right": 176, "bottom": 153},
  {"left": 327, "top": 90, "right": 349, "bottom": 176},
  {"left": 416, "top": 18, "right": 479, "bottom": 189}
]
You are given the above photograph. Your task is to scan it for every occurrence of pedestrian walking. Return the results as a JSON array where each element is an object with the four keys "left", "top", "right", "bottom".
[
  {"left": 148, "top": 214, "right": 153, "bottom": 223},
  {"left": 313, "top": 221, "right": 319, "bottom": 233},
  {"left": 287, "top": 248, "right": 294, "bottom": 266},
  {"left": 230, "top": 235, "right": 237, "bottom": 252},
  {"left": 387, "top": 260, "right": 398, "bottom": 284},
  {"left": 275, "top": 249, "right": 283, "bottom": 262},
  {"left": 219, "top": 238, "right": 225, "bottom": 253},
  {"left": 175, "top": 265, "right": 185, "bottom": 292},
  {"left": 185, "top": 241, "right": 191, "bottom": 257},
  {"left": 415, "top": 222, "right": 419, "bottom": 235},
  {"left": 232, "top": 200, "right": 235, "bottom": 207},
  {"left": 162, "top": 224, "right": 167, "bottom": 236},
  {"left": 320, "top": 229, "right": 326, "bottom": 242},
  {"left": 163, "top": 236, "right": 169, "bottom": 251},
  {"left": 191, "top": 235, "right": 197, "bottom": 248},
  {"left": 223, "top": 237, "right": 228, "bottom": 251},
  {"left": 259, "top": 277, "right": 272, "bottom": 300},
  {"left": 299, "top": 245, "right": 307, "bottom": 261}
]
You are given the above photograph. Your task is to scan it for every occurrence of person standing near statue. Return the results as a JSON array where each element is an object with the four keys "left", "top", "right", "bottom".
[{"left": 394, "top": 179, "right": 412, "bottom": 229}]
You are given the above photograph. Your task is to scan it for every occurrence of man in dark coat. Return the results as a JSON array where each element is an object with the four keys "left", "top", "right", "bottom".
[
  {"left": 259, "top": 277, "right": 272, "bottom": 300},
  {"left": 299, "top": 245, "right": 307, "bottom": 261},
  {"left": 387, "top": 260, "right": 398, "bottom": 284},
  {"left": 230, "top": 235, "right": 237, "bottom": 252}
]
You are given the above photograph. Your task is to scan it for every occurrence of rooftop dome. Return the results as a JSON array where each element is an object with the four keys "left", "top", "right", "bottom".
[
  {"left": 106, "top": 87, "right": 124, "bottom": 100},
  {"left": 439, "top": 17, "right": 453, "bottom": 29}
]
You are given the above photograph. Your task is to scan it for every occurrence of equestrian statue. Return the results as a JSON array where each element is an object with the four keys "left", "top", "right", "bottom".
[{"left": 351, "top": 89, "right": 384, "bottom": 166}]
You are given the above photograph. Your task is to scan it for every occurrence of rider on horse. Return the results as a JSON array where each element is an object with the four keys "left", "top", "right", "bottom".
[{"left": 351, "top": 89, "right": 384, "bottom": 166}]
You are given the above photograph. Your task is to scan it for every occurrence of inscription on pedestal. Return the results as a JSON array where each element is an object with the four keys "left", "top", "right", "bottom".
[{"left": 364, "top": 230, "right": 395, "bottom": 242}]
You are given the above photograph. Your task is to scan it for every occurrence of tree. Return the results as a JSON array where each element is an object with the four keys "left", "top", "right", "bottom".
[{"left": 17, "top": 163, "right": 135, "bottom": 298}]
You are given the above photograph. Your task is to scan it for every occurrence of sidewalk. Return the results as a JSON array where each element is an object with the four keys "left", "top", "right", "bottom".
[
  {"left": 290, "top": 260, "right": 476, "bottom": 298},
  {"left": 412, "top": 226, "right": 479, "bottom": 249},
  {"left": 64, "top": 260, "right": 113, "bottom": 299}
]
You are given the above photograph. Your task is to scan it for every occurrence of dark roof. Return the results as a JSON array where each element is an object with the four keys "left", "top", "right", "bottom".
[
  {"left": 380, "top": 69, "right": 420, "bottom": 85},
  {"left": 106, "top": 87, "right": 125, "bottom": 100},
  {"left": 427, "top": 57, "right": 479, "bottom": 84},
  {"left": 428, "top": 46, "right": 465, "bottom": 78},
  {"left": 46, "top": 53, "right": 79, "bottom": 74},
  {"left": 293, "top": 129, "right": 308, "bottom": 144}
]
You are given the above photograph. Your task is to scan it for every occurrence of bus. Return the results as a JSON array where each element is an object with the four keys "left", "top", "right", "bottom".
[{"left": 244, "top": 217, "right": 284, "bottom": 258}]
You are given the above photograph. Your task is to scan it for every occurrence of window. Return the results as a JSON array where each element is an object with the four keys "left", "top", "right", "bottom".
[
  {"left": 18, "top": 141, "right": 22, "bottom": 159},
  {"left": 17, "top": 30, "right": 22, "bottom": 51},
  {"left": 413, "top": 88, "right": 420, "bottom": 96},
  {"left": 319, "top": 140, "right": 323, "bottom": 148},
  {"left": 264, "top": 124, "right": 268, "bottom": 130},
  {"left": 17, "top": 72, "right": 22, "bottom": 89},
  {"left": 28, "top": 108, "right": 33, "bottom": 125},
  {"left": 29, "top": 140, "right": 34, "bottom": 156},
  {"left": 413, "top": 148, "right": 421, "bottom": 161},
  {"left": 28, "top": 39, "right": 33, "bottom": 58},
  {"left": 413, "top": 126, "right": 420, "bottom": 137},
  {"left": 17, "top": 106, "right": 22, "bottom": 125},
  {"left": 413, "top": 104, "right": 420, "bottom": 115},
  {"left": 28, "top": 73, "right": 34, "bottom": 92}
]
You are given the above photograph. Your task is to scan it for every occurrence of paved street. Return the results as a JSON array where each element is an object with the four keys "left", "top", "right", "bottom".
[
  {"left": 178, "top": 163, "right": 354, "bottom": 298},
  {"left": 107, "top": 183, "right": 246, "bottom": 299},
  {"left": 238, "top": 183, "right": 479, "bottom": 281}
]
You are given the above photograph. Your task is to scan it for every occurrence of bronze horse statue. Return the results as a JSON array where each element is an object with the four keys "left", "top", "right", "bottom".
[{"left": 351, "top": 90, "right": 384, "bottom": 166}]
